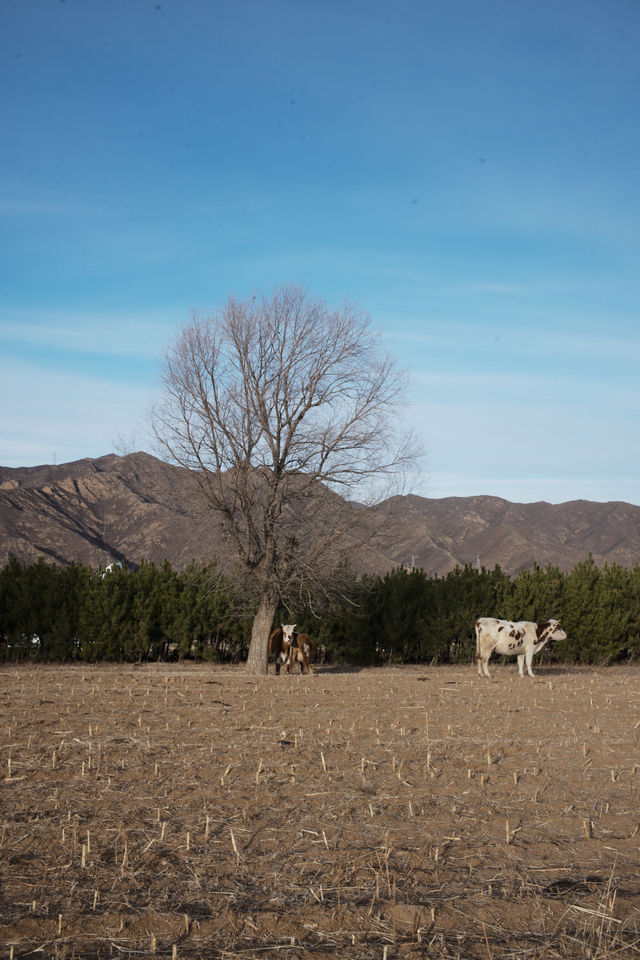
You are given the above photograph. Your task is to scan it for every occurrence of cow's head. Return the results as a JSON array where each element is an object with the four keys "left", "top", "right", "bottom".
[
  {"left": 281, "top": 624, "right": 297, "bottom": 645},
  {"left": 538, "top": 619, "right": 567, "bottom": 643}
]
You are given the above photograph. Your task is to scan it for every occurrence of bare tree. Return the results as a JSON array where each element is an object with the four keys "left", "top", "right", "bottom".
[{"left": 152, "top": 286, "right": 420, "bottom": 675}]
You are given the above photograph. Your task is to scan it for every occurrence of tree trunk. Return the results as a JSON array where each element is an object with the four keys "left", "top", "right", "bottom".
[{"left": 245, "top": 594, "right": 278, "bottom": 675}]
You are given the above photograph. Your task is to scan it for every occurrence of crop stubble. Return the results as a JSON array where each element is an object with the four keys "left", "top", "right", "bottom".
[{"left": 1, "top": 663, "right": 639, "bottom": 958}]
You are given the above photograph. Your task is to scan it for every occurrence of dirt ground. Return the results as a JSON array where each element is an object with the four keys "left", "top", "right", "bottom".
[{"left": 1, "top": 662, "right": 639, "bottom": 959}]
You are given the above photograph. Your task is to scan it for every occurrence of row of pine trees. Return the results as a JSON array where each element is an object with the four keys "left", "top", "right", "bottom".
[{"left": 1, "top": 556, "right": 639, "bottom": 665}]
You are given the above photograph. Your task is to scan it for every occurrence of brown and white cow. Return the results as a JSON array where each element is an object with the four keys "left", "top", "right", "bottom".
[
  {"left": 286, "top": 632, "right": 318, "bottom": 675},
  {"left": 268, "top": 624, "right": 297, "bottom": 675},
  {"left": 268, "top": 624, "right": 317, "bottom": 675},
  {"left": 475, "top": 617, "right": 567, "bottom": 678}
]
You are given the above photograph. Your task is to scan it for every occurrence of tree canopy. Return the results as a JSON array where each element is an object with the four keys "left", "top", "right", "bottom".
[{"left": 152, "top": 286, "right": 420, "bottom": 673}]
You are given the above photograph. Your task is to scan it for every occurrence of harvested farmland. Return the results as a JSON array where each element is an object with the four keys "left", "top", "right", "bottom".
[{"left": 1, "top": 663, "right": 639, "bottom": 958}]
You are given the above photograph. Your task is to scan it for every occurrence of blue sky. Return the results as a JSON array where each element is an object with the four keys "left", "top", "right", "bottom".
[{"left": 1, "top": 0, "right": 639, "bottom": 504}]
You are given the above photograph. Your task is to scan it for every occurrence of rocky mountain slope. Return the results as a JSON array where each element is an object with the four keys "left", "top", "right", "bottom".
[{"left": 1, "top": 452, "right": 639, "bottom": 576}]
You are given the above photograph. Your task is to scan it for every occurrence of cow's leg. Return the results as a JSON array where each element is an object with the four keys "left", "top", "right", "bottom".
[
  {"left": 478, "top": 640, "right": 493, "bottom": 678},
  {"left": 286, "top": 647, "right": 296, "bottom": 674},
  {"left": 300, "top": 642, "right": 313, "bottom": 674},
  {"left": 477, "top": 648, "right": 491, "bottom": 678},
  {"left": 277, "top": 648, "right": 288, "bottom": 675},
  {"left": 517, "top": 654, "right": 526, "bottom": 677},
  {"left": 476, "top": 639, "right": 488, "bottom": 676},
  {"left": 525, "top": 650, "right": 536, "bottom": 677},
  {"left": 300, "top": 651, "right": 311, "bottom": 674},
  {"left": 475, "top": 629, "right": 483, "bottom": 677}
]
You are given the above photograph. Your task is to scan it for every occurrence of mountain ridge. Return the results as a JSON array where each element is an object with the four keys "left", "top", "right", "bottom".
[{"left": 1, "top": 453, "right": 639, "bottom": 576}]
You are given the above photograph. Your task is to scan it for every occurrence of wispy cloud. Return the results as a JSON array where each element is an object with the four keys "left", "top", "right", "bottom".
[
  {"left": 390, "top": 315, "right": 640, "bottom": 375},
  {"left": 1, "top": 358, "right": 155, "bottom": 467},
  {"left": 0, "top": 308, "right": 181, "bottom": 361}
]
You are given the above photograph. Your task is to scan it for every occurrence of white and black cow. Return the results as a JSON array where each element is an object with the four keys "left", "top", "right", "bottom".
[{"left": 475, "top": 617, "right": 567, "bottom": 678}]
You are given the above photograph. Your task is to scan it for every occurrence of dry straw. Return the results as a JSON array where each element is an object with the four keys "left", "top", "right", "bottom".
[{"left": 2, "top": 663, "right": 639, "bottom": 959}]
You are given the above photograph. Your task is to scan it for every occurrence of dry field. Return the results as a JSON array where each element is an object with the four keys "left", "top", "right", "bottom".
[{"left": 1, "top": 662, "right": 639, "bottom": 959}]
